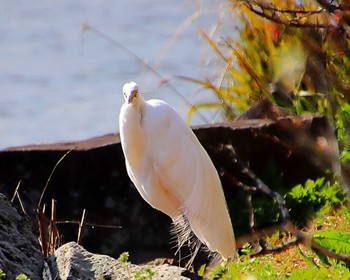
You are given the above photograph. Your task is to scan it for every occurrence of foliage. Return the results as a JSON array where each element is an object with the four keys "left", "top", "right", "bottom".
[
  {"left": 297, "top": 246, "right": 318, "bottom": 268},
  {"left": 117, "top": 252, "right": 131, "bottom": 279},
  {"left": 117, "top": 252, "right": 155, "bottom": 280},
  {"left": 0, "top": 271, "right": 29, "bottom": 280},
  {"left": 186, "top": 0, "right": 350, "bottom": 167},
  {"left": 15, "top": 275, "right": 28, "bottom": 280},
  {"left": 286, "top": 266, "right": 350, "bottom": 280},
  {"left": 336, "top": 103, "right": 350, "bottom": 163},
  {"left": 285, "top": 178, "right": 345, "bottom": 224},
  {"left": 197, "top": 264, "right": 207, "bottom": 277},
  {"left": 313, "top": 230, "right": 350, "bottom": 257},
  {"left": 240, "top": 242, "right": 253, "bottom": 255},
  {"left": 134, "top": 266, "right": 156, "bottom": 280},
  {"left": 203, "top": 207, "right": 350, "bottom": 279},
  {"left": 207, "top": 261, "right": 229, "bottom": 279},
  {"left": 117, "top": 251, "right": 130, "bottom": 263},
  {"left": 208, "top": 256, "right": 280, "bottom": 279},
  {"left": 230, "top": 176, "right": 345, "bottom": 233}
]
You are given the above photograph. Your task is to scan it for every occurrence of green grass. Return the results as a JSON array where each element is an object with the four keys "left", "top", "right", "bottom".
[{"left": 203, "top": 206, "right": 350, "bottom": 279}]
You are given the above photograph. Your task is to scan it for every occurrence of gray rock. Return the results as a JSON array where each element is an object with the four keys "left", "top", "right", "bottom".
[
  {"left": 46, "top": 242, "right": 200, "bottom": 280},
  {"left": 0, "top": 194, "right": 44, "bottom": 279}
]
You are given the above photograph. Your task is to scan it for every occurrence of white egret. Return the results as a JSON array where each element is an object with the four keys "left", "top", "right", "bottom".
[{"left": 119, "top": 81, "right": 236, "bottom": 262}]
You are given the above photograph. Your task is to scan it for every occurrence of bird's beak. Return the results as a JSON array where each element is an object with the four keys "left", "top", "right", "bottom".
[{"left": 128, "top": 90, "right": 137, "bottom": 104}]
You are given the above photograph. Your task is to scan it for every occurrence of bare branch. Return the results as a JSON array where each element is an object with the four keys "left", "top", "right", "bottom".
[
  {"left": 309, "top": 237, "right": 350, "bottom": 264},
  {"left": 77, "top": 209, "right": 87, "bottom": 245},
  {"left": 11, "top": 180, "right": 21, "bottom": 203},
  {"left": 251, "top": 238, "right": 301, "bottom": 257},
  {"left": 48, "top": 199, "right": 60, "bottom": 255},
  {"left": 242, "top": 1, "right": 331, "bottom": 29},
  {"left": 55, "top": 220, "right": 122, "bottom": 229},
  {"left": 223, "top": 145, "right": 291, "bottom": 221},
  {"left": 259, "top": 3, "right": 325, "bottom": 14},
  {"left": 37, "top": 147, "right": 75, "bottom": 210},
  {"left": 37, "top": 205, "right": 48, "bottom": 257}
]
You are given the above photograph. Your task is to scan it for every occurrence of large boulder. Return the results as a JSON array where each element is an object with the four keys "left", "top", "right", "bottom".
[
  {"left": 46, "top": 242, "right": 199, "bottom": 280},
  {"left": 0, "top": 194, "right": 44, "bottom": 279}
]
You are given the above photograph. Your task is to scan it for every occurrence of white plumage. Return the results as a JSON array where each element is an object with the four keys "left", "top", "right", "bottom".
[{"left": 119, "top": 81, "right": 236, "bottom": 261}]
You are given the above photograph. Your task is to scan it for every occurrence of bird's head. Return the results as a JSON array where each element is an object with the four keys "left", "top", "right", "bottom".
[{"left": 123, "top": 81, "right": 139, "bottom": 105}]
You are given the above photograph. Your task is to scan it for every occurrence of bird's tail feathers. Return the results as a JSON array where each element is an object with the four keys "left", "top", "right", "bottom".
[{"left": 171, "top": 213, "right": 210, "bottom": 268}]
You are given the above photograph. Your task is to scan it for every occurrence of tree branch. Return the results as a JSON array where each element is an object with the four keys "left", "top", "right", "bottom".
[
  {"left": 223, "top": 145, "right": 291, "bottom": 221},
  {"left": 242, "top": 1, "right": 331, "bottom": 29}
]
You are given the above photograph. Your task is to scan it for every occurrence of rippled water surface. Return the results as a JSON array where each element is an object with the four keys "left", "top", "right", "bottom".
[{"left": 0, "top": 0, "right": 231, "bottom": 149}]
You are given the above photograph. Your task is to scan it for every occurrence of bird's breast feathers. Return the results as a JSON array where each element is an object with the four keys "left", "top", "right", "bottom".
[{"left": 120, "top": 98, "right": 212, "bottom": 196}]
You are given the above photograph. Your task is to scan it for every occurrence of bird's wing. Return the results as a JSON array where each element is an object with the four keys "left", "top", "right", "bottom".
[{"left": 142, "top": 100, "right": 236, "bottom": 258}]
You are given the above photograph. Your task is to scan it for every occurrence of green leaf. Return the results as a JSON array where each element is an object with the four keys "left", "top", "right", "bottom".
[
  {"left": 197, "top": 264, "right": 206, "bottom": 277},
  {"left": 297, "top": 246, "right": 319, "bottom": 268},
  {"left": 117, "top": 252, "right": 130, "bottom": 263},
  {"left": 313, "top": 230, "right": 350, "bottom": 255},
  {"left": 0, "top": 270, "right": 5, "bottom": 280},
  {"left": 15, "top": 275, "right": 28, "bottom": 280}
]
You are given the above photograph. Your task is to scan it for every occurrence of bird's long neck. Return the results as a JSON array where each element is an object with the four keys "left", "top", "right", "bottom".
[{"left": 120, "top": 100, "right": 147, "bottom": 171}]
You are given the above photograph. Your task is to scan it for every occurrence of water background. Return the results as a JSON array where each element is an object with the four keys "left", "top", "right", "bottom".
[{"left": 0, "top": 0, "right": 234, "bottom": 149}]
